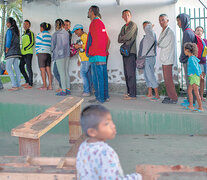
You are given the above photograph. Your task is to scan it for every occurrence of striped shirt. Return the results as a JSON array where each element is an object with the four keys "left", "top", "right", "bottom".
[{"left": 35, "top": 30, "right": 51, "bottom": 54}]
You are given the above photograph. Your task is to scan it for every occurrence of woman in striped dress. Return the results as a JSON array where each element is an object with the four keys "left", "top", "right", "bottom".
[{"left": 36, "top": 22, "right": 52, "bottom": 90}]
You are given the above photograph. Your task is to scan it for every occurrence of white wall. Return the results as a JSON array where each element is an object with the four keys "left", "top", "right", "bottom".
[{"left": 22, "top": 1, "right": 177, "bottom": 85}]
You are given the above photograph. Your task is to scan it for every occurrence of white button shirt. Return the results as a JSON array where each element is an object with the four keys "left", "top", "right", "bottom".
[{"left": 158, "top": 26, "right": 176, "bottom": 65}]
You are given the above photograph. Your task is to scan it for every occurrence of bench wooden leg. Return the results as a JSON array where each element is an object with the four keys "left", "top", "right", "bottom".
[
  {"left": 68, "top": 105, "right": 82, "bottom": 144},
  {"left": 19, "top": 137, "right": 40, "bottom": 157}
]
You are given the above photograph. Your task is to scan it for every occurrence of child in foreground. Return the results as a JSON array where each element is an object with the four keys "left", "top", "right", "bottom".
[
  {"left": 184, "top": 43, "right": 204, "bottom": 112},
  {"left": 76, "top": 105, "right": 142, "bottom": 180}
]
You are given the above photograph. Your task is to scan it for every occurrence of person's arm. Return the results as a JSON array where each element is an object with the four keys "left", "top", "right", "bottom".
[
  {"left": 118, "top": 23, "right": 137, "bottom": 43},
  {"left": 24, "top": 31, "right": 35, "bottom": 50},
  {"left": 158, "top": 30, "right": 174, "bottom": 49},
  {"left": 51, "top": 33, "right": 57, "bottom": 53},
  {"left": 106, "top": 34, "right": 110, "bottom": 52},
  {"left": 5, "top": 29, "right": 12, "bottom": 53},
  {"left": 100, "top": 147, "right": 142, "bottom": 180},
  {"left": 180, "top": 31, "right": 195, "bottom": 63}
]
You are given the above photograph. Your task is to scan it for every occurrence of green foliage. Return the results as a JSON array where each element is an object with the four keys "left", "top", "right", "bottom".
[
  {"left": 0, "top": 76, "right": 11, "bottom": 84},
  {"left": 158, "top": 82, "right": 180, "bottom": 96}
]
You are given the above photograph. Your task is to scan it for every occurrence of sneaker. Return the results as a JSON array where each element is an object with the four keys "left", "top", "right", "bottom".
[
  {"left": 82, "top": 93, "right": 91, "bottom": 97},
  {"left": 56, "top": 90, "right": 67, "bottom": 96},
  {"left": 164, "top": 96, "right": 170, "bottom": 100},
  {"left": 105, "top": 98, "right": 110, "bottom": 102},
  {"left": 162, "top": 98, "right": 177, "bottom": 104},
  {"left": 88, "top": 99, "right": 97, "bottom": 103},
  {"left": 66, "top": 89, "right": 71, "bottom": 95}
]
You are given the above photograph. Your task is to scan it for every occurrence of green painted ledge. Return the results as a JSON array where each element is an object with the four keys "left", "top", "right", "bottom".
[{"left": 0, "top": 103, "right": 207, "bottom": 135}]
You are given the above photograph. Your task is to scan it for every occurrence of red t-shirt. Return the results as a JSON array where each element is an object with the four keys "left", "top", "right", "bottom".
[{"left": 86, "top": 18, "right": 108, "bottom": 57}]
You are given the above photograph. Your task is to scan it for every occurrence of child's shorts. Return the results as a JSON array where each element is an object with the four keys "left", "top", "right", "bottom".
[{"left": 188, "top": 74, "right": 200, "bottom": 86}]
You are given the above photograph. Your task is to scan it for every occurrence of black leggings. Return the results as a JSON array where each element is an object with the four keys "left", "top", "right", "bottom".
[{"left": 19, "top": 54, "right": 33, "bottom": 86}]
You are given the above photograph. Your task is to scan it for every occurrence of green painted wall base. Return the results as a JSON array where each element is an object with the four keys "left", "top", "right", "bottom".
[{"left": 0, "top": 103, "right": 207, "bottom": 135}]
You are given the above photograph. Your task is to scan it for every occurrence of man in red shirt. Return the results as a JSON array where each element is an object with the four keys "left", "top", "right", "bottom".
[{"left": 86, "top": 5, "right": 110, "bottom": 103}]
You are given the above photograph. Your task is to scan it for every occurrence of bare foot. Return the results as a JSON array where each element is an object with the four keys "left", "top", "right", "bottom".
[
  {"left": 155, "top": 96, "right": 160, "bottom": 99},
  {"left": 47, "top": 86, "right": 53, "bottom": 90},
  {"left": 56, "top": 88, "right": 62, "bottom": 92},
  {"left": 21, "top": 83, "right": 28, "bottom": 87},
  {"left": 186, "top": 106, "right": 194, "bottom": 110}
]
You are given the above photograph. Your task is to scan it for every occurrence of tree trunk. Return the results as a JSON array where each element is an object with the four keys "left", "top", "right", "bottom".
[{"left": 0, "top": 3, "right": 6, "bottom": 59}]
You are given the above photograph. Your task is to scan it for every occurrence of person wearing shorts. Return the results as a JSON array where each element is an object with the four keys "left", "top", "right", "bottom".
[{"left": 35, "top": 22, "right": 52, "bottom": 90}]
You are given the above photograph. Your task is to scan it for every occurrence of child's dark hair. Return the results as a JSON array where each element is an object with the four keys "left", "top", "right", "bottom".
[
  {"left": 81, "top": 105, "right": 110, "bottom": 137},
  {"left": 55, "top": 18, "right": 64, "bottom": 30},
  {"left": 122, "top": 9, "right": 131, "bottom": 15},
  {"left": 7, "top": 17, "right": 19, "bottom": 36},
  {"left": 195, "top": 26, "right": 204, "bottom": 33},
  {"left": 184, "top": 42, "right": 198, "bottom": 57},
  {"left": 143, "top": 21, "right": 151, "bottom": 25},
  {"left": 24, "top": 19, "right": 31, "bottom": 25},
  {"left": 40, "top": 22, "right": 51, "bottom": 31},
  {"left": 64, "top": 19, "right": 71, "bottom": 24},
  {"left": 90, "top": 5, "right": 100, "bottom": 16}
]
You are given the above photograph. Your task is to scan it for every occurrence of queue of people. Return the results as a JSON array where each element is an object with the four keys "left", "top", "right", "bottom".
[{"left": 1, "top": 6, "right": 206, "bottom": 110}]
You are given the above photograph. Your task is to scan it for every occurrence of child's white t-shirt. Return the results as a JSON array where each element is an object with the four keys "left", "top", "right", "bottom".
[{"left": 76, "top": 140, "right": 142, "bottom": 180}]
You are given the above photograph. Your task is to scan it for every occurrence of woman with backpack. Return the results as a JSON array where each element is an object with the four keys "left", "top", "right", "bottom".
[{"left": 5, "top": 17, "right": 22, "bottom": 91}]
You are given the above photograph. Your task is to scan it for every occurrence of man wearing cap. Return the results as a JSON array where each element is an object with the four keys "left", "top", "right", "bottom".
[
  {"left": 86, "top": 5, "right": 110, "bottom": 103},
  {"left": 72, "top": 24, "right": 92, "bottom": 97}
]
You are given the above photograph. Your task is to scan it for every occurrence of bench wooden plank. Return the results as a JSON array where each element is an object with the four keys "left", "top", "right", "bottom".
[
  {"left": 11, "top": 97, "right": 84, "bottom": 139},
  {"left": 0, "top": 156, "right": 76, "bottom": 180}
]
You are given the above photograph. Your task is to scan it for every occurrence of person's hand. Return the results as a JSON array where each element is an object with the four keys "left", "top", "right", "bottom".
[
  {"left": 5, "top": 48, "right": 9, "bottom": 53},
  {"left": 200, "top": 74, "right": 204, "bottom": 79},
  {"left": 77, "top": 60, "right": 81, "bottom": 66},
  {"left": 74, "top": 44, "right": 79, "bottom": 49}
]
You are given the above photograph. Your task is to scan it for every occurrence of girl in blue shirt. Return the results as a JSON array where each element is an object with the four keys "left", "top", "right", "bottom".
[{"left": 184, "top": 42, "right": 204, "bottom": 112}]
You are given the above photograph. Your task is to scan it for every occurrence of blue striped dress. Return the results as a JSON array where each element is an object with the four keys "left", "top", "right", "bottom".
[{"left": 35, "top": 30, "right": 52, "bottom": 54}]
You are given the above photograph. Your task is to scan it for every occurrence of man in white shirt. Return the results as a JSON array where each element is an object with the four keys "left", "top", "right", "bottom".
[{"left": 158, "top": 14, "right": 178, "bottom": 104}]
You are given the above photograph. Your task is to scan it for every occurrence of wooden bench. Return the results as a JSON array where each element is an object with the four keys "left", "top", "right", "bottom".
[
  {"left": 0, "top": 156, "right": 76, "bottom": 180},
  {"left": 11, "top": 96, "right": 84, "bottom": 157}
]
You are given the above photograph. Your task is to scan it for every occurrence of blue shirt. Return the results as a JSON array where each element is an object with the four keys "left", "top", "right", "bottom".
[
  {"left": 187, "top": 56, "right": 202, "bottom": 76},
  {"left": 6, "top": 29, "right": 12, "bottom": 48}
]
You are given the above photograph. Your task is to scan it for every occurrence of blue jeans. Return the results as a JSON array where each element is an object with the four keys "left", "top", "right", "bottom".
[
  {"left": 91, "top": 63, "right": 109, "bottom": 103},
  {"left": 6, "top": 58, "right": 21, "bottom": 87},
  {"left": 53, "top": 61, "right": 62, "bottom": 88},
  {"left": 80, "top": 61, "right": 92, "bottom": 93},
  {"left": 144, "top": 56, "right": 158, "bottom": 88}
]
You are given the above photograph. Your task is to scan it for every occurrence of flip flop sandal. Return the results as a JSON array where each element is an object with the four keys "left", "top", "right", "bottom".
[
  {"left": 124, "top": 96, "right": 136, "bottom": 100},
  {"left": 193, "top": 109, "right": 204, "bottom": 113},
  {"left": 24, "top": 86, "right": 32, "bottom": 89},
  {"left": 184, "top": 106, "right": 194, "bottom": 111},
  {"left": 38, "top": 87, "right": 47, "bottom": 90},
  {"left": 142, "top": 95, "right": 152, "bottom": 99},
  {"left": 8, "top": 87, "right": 19, "bottom": 91},
  {"left": 47, "top": 87, "right": 53, "bottom": 90},
  {"left": 123, "top": 94, "right": 129, "bottom": 97},
  {"left": 150, "top": 97, "right": 160, "bottom": 101}
]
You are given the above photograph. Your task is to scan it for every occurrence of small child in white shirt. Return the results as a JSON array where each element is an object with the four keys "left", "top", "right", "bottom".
[{"left": 76, "top": 105, "right": 142, "bottom": 180}]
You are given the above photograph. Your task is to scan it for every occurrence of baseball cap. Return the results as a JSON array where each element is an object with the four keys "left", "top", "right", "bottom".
[{"left": 71, "top": 24, "right": 83, "bottom": 33}]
